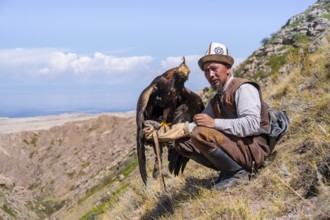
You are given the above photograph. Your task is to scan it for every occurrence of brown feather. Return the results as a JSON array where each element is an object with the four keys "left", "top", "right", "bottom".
[{"left": 136, "top": 57, "right": 204, "bottom": 185}]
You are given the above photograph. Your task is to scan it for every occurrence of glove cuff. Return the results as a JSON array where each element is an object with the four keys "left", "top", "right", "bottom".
[{"left": 183, "top": 122, "right": 191, "bottom": 137}]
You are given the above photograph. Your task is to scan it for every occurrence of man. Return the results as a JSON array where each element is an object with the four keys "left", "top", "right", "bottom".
[{"left": 144, "top": 42, "right": 271, "bottom": 190}]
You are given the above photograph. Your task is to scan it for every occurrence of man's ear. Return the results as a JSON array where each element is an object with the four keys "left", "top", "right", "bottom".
[{"left": 225, "top": 65, "right": 231, "bottom": 75}]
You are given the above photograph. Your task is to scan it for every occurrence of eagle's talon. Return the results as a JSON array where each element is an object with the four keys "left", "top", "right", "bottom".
[{"left": 160, "top": 121, "right": 172, "bottom": 132}]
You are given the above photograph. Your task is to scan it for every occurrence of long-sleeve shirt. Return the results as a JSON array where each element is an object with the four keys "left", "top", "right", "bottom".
[{"left": 189, "top": 76, "right": 261, "bottom": 137}]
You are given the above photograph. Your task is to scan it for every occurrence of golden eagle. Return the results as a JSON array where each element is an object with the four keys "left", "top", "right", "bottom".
[{"left": 136, "top": 57, "right": 204, "bottom": 185}]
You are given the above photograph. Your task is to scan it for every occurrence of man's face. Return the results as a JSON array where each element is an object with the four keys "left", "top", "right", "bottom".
[{"left": 203, "top": 62, "right": 230, "bottom": 91}]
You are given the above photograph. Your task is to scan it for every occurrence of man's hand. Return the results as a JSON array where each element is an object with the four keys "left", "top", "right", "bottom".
[
  {"left": 143, "top": 120, "right": 161, "bottom": 140},
  {"left": 193, "top": 113, "right": 215, "bottom": 128}
]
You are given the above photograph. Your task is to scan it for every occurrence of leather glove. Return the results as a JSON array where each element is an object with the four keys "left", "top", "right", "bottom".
[
  {"left": 143, "top": 120, "right": 161, "bottom": 140},
  {"left": 157, "top": 122, "right": 190, "bottom": 141}
]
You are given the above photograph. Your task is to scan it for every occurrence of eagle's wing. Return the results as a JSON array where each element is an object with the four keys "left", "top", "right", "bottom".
[
  {"left": 168, "top": 87, "right": 205, "bottom": 176},
  {"left": 181, "top": 87, "right": 205, "bottom": 116},
  {"left": 168, "top": 146, "right": 190, "bottom": 176},
  {"left": 136, "top": 83, "right": 157, "bottom": 185}
]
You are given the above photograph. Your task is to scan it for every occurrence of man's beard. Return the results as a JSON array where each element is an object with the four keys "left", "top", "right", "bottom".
[{"left": 213, "top": 83, "right": 224, "bottom": 93}]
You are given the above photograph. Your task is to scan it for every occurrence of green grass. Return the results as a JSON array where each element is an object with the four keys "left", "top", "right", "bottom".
[
  {"left": 78, "top": 156, "right": 138, "bottom": 205},
  {"left": 22, "top": 134, "right": 39, "bottom": 147},
  {"left": 321, "top": 13, "right": 330, "bottom": 19},
  {"left": 269, "top": 54, "right": 287, "bottom": 74},
  {"left": 80, "top": 183, "right": 129, "bottom": 220},
  {"left": 40, "top": 199, "right": 66, "bottom": 216},
  {"left": 253, "top": 71, "right": 270, "bottom": 80},
  {"left": 67, "top": 171, "right": 76, "bottom": 179},
  {"left": 2, "top": 203, "right": 16, "bottom": 217},
  {"left": 287, "top": 19, "right": 304, "bottom": 28},
  {"left": 294, "top": 33, "right": 311, "bottom": 45}
]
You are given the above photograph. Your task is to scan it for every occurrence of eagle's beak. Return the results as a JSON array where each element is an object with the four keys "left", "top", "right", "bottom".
[
  {"left": 177, "top": 59, "right": 190, "bottom": 80},
  {"left": 180, "top": 71, "right": 189, "bottom": 80}
]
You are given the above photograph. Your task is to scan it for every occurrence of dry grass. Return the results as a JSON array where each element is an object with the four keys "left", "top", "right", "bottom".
[{"left": 95, "top": 35, "right": 330, "bottom": 220}]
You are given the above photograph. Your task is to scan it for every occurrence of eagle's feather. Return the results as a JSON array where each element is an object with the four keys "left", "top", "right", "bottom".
[{"left": 136, "top": 57, "right": 204, "bottom": 184}]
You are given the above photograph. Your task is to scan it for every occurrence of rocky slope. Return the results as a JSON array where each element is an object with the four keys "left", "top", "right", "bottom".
[
  {"left": 235, "top": 0, "right": 330, "bottom": 86},
  {"left": 0, "top": 113, "right": 137, "bottom": 219}
]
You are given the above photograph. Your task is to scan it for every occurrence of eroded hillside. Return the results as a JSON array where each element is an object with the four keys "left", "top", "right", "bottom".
[{"left": 0, "top": 113, "right": 137, "bottom": 219}]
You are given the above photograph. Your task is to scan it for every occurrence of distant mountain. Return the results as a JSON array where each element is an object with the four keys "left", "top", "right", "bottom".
[{"left": 0, "top": 107, "right": 132, "bottom": 118}]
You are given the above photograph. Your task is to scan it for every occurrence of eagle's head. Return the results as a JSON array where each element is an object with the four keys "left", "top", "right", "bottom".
[{"left": 176, "top": 56, "right": 190, "bottom": 81}]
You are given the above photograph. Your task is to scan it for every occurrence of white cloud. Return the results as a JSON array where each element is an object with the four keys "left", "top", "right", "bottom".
[
  {"left": 71, "top": 55, "right": 92, "bottom": 74},
  {"left": 38, "top": 67, "right": 50, "bottom": 75},
  {"left": 160, "top": 55, "right": 200, "bottom": 70},
  {"left": 160, "top": 55, "right": 245, "bottom": 70},
  {"left": 0, "top": 48, "right": 153, "bottom": 78},
  {"left": 90, "top": 52, "right": 153, "bottom": 73},
  {"left": 50, "top": 52, "right": 77, "bottom": 72}
]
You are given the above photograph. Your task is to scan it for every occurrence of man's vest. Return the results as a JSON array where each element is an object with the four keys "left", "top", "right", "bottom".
[
  {"left": 210, "top": 77, "right": 271, "bottom": 170},
  {"left": 210, "top": 78, "right": 270, "bottom": 133}
]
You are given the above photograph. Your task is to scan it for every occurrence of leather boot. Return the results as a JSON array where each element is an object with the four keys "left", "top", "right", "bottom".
[
  {"left": 204, "top": 147, "right": 242, "bottom": 172},
  {"left": 204, "top": 147, "right": 250, "bottom": 190},
  {"left": 188, "top": 153, "right": 217, "bottom": 170},
  {"left": 211, "top": 169, "right": 250, "bottom": 191}
]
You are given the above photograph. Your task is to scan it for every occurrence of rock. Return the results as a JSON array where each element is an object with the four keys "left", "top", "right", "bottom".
[
  {"left": 235, "top": 0, "right": 330, "bottom": 83},
  {"left": 119, "top": 174, "right": 125, "bottom": 181},
  {"left": 283, "top": 35, "right": 294, "bottom": 45},
  {"left": 0, "top": 174, "right": 15, "bottom": 188}
]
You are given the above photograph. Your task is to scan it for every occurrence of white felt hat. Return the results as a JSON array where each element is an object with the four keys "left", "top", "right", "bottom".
[{"left": 198, "top": 42, "right": 234, "bottom": 70}]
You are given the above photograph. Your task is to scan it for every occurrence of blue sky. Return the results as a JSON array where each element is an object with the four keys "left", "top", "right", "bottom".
[{"left": 0, "top": 0, "right": 316, "bottom": 117}]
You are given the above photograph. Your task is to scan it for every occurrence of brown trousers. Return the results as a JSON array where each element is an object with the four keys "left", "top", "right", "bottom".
[{"left": 175, "top": 126, "right": 270, "bottom": 171}]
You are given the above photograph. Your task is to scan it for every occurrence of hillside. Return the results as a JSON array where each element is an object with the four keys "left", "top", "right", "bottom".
[
  {"left": 0, "top": 0, "right": 329, "bottom": 219},
  {"left": 102, "top": 1, "right": 330, "bottom": 219},
  {"left": 0, "top": 113, "right": 137, "bottom": 219}
]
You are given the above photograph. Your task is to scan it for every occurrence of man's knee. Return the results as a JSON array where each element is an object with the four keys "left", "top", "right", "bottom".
[
  {"left": 190, "top": 126, "right": 203, "bottom": 142},
  {"left": 191, "top": 126, "right": 221, "bottom": 154}
]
